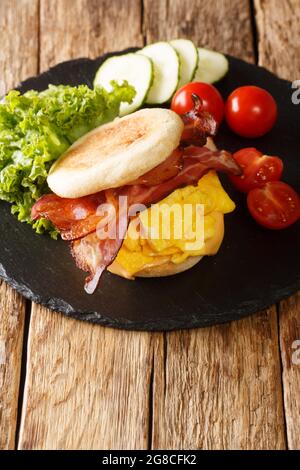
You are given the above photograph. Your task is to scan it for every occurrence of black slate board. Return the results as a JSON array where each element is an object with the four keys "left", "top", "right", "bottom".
[{"left": 0, "top": 48, "right": 299, "bottom": 331}]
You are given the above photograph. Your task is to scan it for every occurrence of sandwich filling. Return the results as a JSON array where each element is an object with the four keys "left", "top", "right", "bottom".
[
  {"left": 32, "top": 100, "right": 241, "bottom": 293},
  {"left": 110, "top": 171, "right": 235, "bottom": 278}
]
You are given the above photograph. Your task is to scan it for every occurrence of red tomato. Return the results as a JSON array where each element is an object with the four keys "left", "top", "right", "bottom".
[
  {"left": 247, "top": 181, "right": 300, "bottom": 229},
  {"left": 225, "top": 86, "right": 278, "bottom": 138},
  {"left": 229, "top": 147, "right": 283, "bottom": 193},
  {"left": 171, "top": 82, "right": 225, "bottom": 125}
]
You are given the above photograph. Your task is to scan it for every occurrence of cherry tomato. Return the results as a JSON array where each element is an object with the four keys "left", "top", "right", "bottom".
[
  {"left": 229, "top": 147, "right": 283, "bottom": 193},
  {"left": 171, "top": 82, "right": 225, "bottom": 125},
  {"left": 247, "top": 181, "right": 300, "bottom": 229},
  {"left": 225, "top": 86, "right": 278, "bottom": 138}
]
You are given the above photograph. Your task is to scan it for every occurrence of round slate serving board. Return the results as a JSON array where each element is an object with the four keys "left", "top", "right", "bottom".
[{"left": 0, "top": 48, "right": 299, "bottom": 331}]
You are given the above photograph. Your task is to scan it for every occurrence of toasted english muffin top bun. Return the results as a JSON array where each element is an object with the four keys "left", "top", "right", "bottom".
[{"left": 47, "top": 108, "right": 184, "bottom": 198}]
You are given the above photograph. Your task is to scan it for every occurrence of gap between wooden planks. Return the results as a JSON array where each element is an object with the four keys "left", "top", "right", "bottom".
[{"left": 0, "top": 0, "right": 298, "bottom": 450}]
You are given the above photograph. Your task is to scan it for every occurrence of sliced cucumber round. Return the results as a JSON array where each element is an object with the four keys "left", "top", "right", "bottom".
[
  {"left": 138, "top": 42, "right": 180, "bottom": 104},
  {"left": 170, "top": 39, "right": 198, "bottom": 89},
  {"left": 194, "top": 48, "right": 229, "bottom": 84},
  {"left": 93, "top": 53, "right": 153, "bottom": 116}
]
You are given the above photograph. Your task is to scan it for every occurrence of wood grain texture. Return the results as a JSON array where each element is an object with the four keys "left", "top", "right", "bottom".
[
  {"left": 254, "top": 0, "right": 300, "bottom": 449},
  {"left": 255, "top": 0, "right": 300, "bottom": 80},
  {"left": 0, "top": 283, "right": 26, "bottom": 450},
  {"left": 0, "top": 0, "right": 39, "bottom": 94},
  {"left": 40, "top": 0, "right": 143, "bottom": 71},
  {"left": 279, "top": 294, "right": 300, "bottom": 450},
  {"left": 153, "top": 310, "right": 285, "bottom": 449},
  {"left": 18, "top": 0, "right": 157, "bottom": 450},
  {"left": 143, "top": 0, "right": 254, "bottom": 61},
  {"left": 145, "top": 0, "right": 286, "bottom": 450},
  {"left": 0, "top": 0, "right": 38, "bottom": 450},
  {"left": 19, "top": 309, "right": 157, "bottom": 449}
]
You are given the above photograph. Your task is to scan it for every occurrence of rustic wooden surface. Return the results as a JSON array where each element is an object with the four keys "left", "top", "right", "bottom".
[
  {"left": 19, "top": 309, "right": 158, "bottom": 449},
  {"left": 254, "top": 0, "right": 300, "bottom": 450},
  {"left": 255, "top": 0, "right": 300, "bottom": 81},
  {"left": 0, "top": 0, "right": 39, "bottom": 450},
  {"left": 0, "top": 0, "right": 299, "bottom": 450},
  {"left": 279, "top": 293, "right": 300, "bottom": 449}
]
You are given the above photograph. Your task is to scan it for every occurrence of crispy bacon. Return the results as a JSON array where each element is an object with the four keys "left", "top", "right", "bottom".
[
  {"left": 182, "top": 145, "right": 242, "bottom": 176},
  {"left": 71, "top": 195, "right": 129, "bottom": 294},
  {"left": 123, "top": 146, "right": 241, "bottom": 207},
  {"left": 180, "top": 94, "right": 218, "bottom": 147},
  {"left": 129, "top": 148, "right": 184, "bottom": 186},
  {"left": 31, "top": 192, "right": 105, "bottom": 240}
]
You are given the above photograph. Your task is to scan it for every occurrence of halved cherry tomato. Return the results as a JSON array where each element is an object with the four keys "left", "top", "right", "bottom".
[
  {"left": 229, "top": 147, "right": 283, "bottom": 193},
  {"left": 225, "top": 86, "right": 277, "bottom": 138},
  {"left": 247, "top": 181, "right": 300, "bottom": 229},
  {"left": 171, "top": 82, "right": 225, "bottom": 125}
]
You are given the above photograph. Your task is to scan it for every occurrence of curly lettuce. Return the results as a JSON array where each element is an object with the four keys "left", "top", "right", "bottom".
[{"left": 0, "top": 82, "right": 135, "bottom": 237}]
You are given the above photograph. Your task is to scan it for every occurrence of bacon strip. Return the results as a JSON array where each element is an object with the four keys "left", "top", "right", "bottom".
[
  {"left": 71, "top": 196, "right": 129, "bottom": 294},
  {"left": 129, "top": 148, "right": 184, "bottom": 186},
  {"left": 180, "top": 94, "right": 218, "bottom": 147},
  {"left": 183, "top": 145, "right": 243, "bottom": 176},
  {"left": 31, "top": 192, "right": 105, "bottom": 240},
  {"left": 122, "top": 146, "right": 241, "bottom": 207}
]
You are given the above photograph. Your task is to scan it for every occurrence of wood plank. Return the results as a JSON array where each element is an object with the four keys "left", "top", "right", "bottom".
[
  {"left": 0, "top": 283, "right": 26, "bottom": 450},
  {"left": 39, "top": 0, "right": 143, "bottom": 71},
  {"left": 153, "top": 310, "right": 285, "bottom": 449},
  {"left": 17, "top": 0, "right": 158, "bottom": 450},
  {"left": 143, "top": 0, "right": 253, "bottom": 61},
  {"left": 254, "top": 0, "right": 300, "bottom": 449},
  {"left": 19, "top": 309, "right": 158, "bottom": 449},
  {"left": 279, "top": 294, "right": 300, "bottom": 449},
  {"left": 0, "top": 0, "right": 39, "bottom": 450},
  {"left": 0, "top": 0, "right": 39, "bottom": 95},
  {"left": 255, "top": 0, "right": 300, "bottom": 80},
  {"left": 144, "top": 0, "right": 286, "bottom": 450}
]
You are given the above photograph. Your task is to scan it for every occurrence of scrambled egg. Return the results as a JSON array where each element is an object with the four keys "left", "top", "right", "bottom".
[{"left": 114, "top": 171, "right": 235, "bottom": 276}]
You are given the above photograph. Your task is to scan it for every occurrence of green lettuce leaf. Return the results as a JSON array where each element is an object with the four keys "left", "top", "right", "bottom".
[{"left": 0, "top": 81, "right": 135, "bottom": 237}]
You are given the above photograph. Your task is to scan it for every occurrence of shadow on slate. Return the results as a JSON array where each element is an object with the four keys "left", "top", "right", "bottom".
[{"left": 0, "top": 48, "right": 299, "bottom": 331}]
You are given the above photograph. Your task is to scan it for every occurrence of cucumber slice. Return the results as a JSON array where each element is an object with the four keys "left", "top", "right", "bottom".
[
  {"left": 138, "top": 42, "right": 180, "bottom": 104},
  {"left": 93, "top": 53, "right": 153, "bottom": 116},
  {"left": 170, "top": 39, "right": 198, "bottom": 89},
  {"left": 194, "top": 48, "right": 229, "bottom": 84}
]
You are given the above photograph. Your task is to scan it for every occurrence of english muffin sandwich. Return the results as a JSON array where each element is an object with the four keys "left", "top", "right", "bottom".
[{"left": 32, "top": 105, "right": 241, "bottom": 293}]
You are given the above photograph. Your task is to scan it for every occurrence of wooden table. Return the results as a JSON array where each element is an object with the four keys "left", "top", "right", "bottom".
[{"left": 0, "top": 0, "right": 299, "bottom": 450}]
